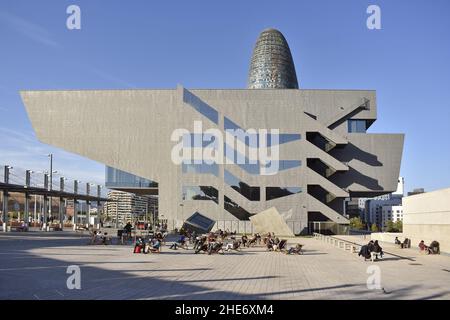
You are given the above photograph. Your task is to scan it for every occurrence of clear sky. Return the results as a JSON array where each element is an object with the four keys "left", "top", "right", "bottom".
[{"left": 1, "top": 0, "right": 449, "bottom": 191}]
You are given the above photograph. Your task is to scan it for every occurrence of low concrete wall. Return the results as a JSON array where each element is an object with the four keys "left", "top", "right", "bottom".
[
  {"left": 402, "top": 188, "right": 450, "bottom": 254},
  {"left": 371, "top": 232, "right": 403, "bottom": 244}
]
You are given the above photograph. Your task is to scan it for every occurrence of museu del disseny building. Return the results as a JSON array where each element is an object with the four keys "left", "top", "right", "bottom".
[{"left": 20, "top": 28, "right": 404, "bottom": 234}]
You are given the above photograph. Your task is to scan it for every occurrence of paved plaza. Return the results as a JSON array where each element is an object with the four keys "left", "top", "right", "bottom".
[{"left": 0, "top": 232, "right": 449, "bottom": 300}]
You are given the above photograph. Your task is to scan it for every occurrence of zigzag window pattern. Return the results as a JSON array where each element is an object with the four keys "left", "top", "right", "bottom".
[
  {"left": 266, "top": 187, "right": 302, "bottom": 201},
  {"left": 224, "top": 170, "right": 260, "bottom": 201},
  {"left": 224, "top": 195, "right": 253, "bottom": 221},
  {"left": 182, "top": 186, "right": 219, "bottom": 204},
  {"left": 224, "top": 117, "right": 301, "bottom": 147}
]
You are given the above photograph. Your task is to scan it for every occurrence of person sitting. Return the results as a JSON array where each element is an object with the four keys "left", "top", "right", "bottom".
[
  {"left": 225, "top": 240, "right": 241, "bottom": 252},
  {"left": 133, "top": 237, "right": 144, "bottom": 253},
  {"left": 367, "top": 240, "right": 375, "bottom": 253},
  {"left": 277, "top": 239, "right": 288, "bottom": 252},
  {"left": 266, "top": 238, "right": 275, "bottom": 251},
  {"left": 394, "top": 237, "right": 401, "bottom": 246},
  {"left": 151, "top": 238, "right": 161, "bottom": 253},
  {"left": 401, "top": 238, "right": 410, "bottom": 249},
  {"left": 195, "top": 239, "right": 209, "bottom": 254},
  {"left": 241, "top": 235, "right": 248, "bottom": 247},
  {"left": 429, "top": 241, "right": 440, "bottom": 255},
  {"left": 248, "top": 235, "right": 258, "bottom": 247},
  {"left": 372, "top": 240, "right": 384, "bottom": 259},
  {"left": 208, "top": 240, "right": 224, "bottom": 255},
  {"left": 358, "top": 245, "right": 371, "bottom": 261},
  {"left": 418, "top": 240, "right": 431, "bottom": 254},
  {"left": 90, "top": 231, "right": 99, "bottom": 245},
  {"left": 286, "top": 244, "right": 303, "bottom": 255},
  {"left": 101, "top": 232, "right": 110, "bottom": 245}
]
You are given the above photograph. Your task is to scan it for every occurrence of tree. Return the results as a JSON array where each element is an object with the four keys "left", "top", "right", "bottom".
[
  {"left": 394, "top": 220, "right": 403, "bottom": 232},
  {"left": 371, "top": 224, "right": 379, "bottom": 233},
  {"left": 386, "top": 220, "right": 394, "bottom": 232},
  {"left": 349, "top": 217, "right": 365, "bottom": 230}
]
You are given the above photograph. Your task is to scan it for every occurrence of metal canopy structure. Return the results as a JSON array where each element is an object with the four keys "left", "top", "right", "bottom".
[
  {"left": 0, "top": 182, "right": 108, "bottom": 202},
  {"left": 1, "top": 164, "right": 109, "bottom": 232},
  {"left": 182, "top": 212, "right": 215, "bottom": 234}
]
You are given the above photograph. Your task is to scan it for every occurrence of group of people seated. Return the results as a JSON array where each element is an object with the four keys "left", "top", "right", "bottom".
[
  {"left": 129, "top": 228, "right": 305, "bottom": 257},
  {"left": 394, "top": 237, "right": 440, "bottom": 254},
  {"left": 192, "top": 233, "right": 226, "bottom": 255},
  {"left": 358, "top": 240, "right": 384, "bottom": 261},
  {"left": 394, "top": 237, "right": 411, "bottom": 249},
  {"left": 241, "top": 233, "right": 261, "bottom": 247},
  {"left": 89, "top": 230, "right": 111, "bottom": 245},
  {"left": 419, "top": 240, "right": 440, "bottom": 255},
  {"left": 133, "top": 236, "right": 162, "bottom": 254}
]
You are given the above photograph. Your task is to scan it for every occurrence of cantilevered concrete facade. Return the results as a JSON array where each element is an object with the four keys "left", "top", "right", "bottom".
[{"left": 20, "top": 29, "right": 404, "bottom": 234}]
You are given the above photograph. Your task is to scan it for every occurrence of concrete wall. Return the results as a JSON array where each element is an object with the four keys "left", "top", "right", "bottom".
[{"left": 402, "top": 188, "right": 450, "bottom": 254}]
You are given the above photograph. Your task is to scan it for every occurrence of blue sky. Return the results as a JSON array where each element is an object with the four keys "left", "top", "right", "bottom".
[{"left": 0, "top": 0, "right": 449, "bottom": 191}]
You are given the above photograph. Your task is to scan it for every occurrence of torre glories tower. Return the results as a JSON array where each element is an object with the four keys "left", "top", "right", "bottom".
[{"left": 21, "top": 28, "right": 404, "bottom": 235}]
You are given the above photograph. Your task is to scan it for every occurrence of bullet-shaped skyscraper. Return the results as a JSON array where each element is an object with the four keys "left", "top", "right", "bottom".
[{"left": 248, "top": 28, "right": 299, "bottom": 89}]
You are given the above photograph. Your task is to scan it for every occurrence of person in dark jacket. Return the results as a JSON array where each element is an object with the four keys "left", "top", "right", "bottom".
[
  {"left": 373, "top": 240, "right": 384, "bottom": 258},
  {"left": 359, "top": 245, "right": 371, "bottom": 260}
]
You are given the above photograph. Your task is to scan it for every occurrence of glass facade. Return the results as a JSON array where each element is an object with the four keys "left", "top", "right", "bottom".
[
  {"left": 224, "top": 117, "right": 301, "bottom": 147},
  {"left": 266, "top": 187, "right": 302, "bottom": 201},
  {"left": 224, "top": 170, "right": 260, "bottom": 201},
  {"left": 105, "top": 166, "right": 157, "bottom": 188},
  {"left": 182, "top": 163, "right": 219, "bottom": 176},
  {"left": 182, "top": 186, "right": 219, "bottom": 204},
  {"left": 348, "top": 120, "right": 367, "bottom": 133},
  {"left": 224, "top": 195, "right": 253, "bottom": 220}
]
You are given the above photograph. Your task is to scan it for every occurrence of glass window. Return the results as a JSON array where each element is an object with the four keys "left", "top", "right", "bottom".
[
  {"left": 105, "top": 166, "right": 157, "bottom": 188},
  {"left": 224, "top": 117, "right": 301, "bottom": 147},
  {"left": 224, "top": 195, "right": 253, "bottom": 220},
  {"left": 224, "top": 170, "right": 260, "bottom": 201},
  {"left": 182, "top": 186, "right": 218, "bottom": 204},
  {"left": 348, "top": 120, "right": 367, "bottom": 133},
  {"left": 182, "top": 163, "right": 219, "bottom": 176},
  {"left": 266, "top": 187, "right": 302, "bottom": 201}
]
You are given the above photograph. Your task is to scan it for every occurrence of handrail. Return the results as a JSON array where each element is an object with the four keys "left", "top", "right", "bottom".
[{"left": 313, "top": 233, "right": 415, "bottom": 261}]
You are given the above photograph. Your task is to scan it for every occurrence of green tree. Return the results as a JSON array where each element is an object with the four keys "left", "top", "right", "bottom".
[
  {"left": 371, "top": 224, "right": 379, "bottom": 233},
  {"left": 386, "top": 220, "right": 394, "bottom": 232},
  {"left": 394, "top": 220, "right": 403, "bottom": 232},
  {"left": 349, "top": 217, "right": 365, "bottom": 230}
]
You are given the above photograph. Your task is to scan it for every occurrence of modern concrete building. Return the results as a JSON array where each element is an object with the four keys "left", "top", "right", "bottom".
[{"left": 20, "top": 28, "right": 404, "bottom": 234}]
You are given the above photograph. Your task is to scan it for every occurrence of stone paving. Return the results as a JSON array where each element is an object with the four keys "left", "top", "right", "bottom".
[{"left": 0, "top": 232, "right": 449, "bottom": 300}]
